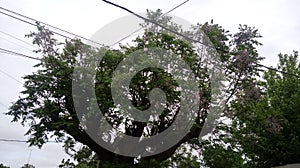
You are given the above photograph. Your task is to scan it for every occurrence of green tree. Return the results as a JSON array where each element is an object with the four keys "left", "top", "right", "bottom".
[
  {"left": 20, "top": 164, "right": 35, "bottom": 168},
  {"left": 202, "top": 51, "right": 300, "bottom": 167},
  {"left": 0, "top": 163, "right": 10, "bottom": 168},
  {"left": 6, "top": 10, "right": 263, "bottom": 167}
]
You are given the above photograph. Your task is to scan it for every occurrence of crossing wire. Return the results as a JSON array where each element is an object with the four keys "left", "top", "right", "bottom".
[
  {"left": 102, "top": 0, "right": 203, "bottom": 45},
  {"left": 0, "top": 36, "right": 34, "bottom": 52},
  {"left": 0, "top": 30, "right": 37, "bottom": 48},
  {"left": 110, "top": 0, "right": 190, "bottom": 46},
  {"left": 0, "top": 10, "right": 71, "bottom": 41},
  {"left": 256, "top": 63, "right": 300, "bottom": 78},
  {"left": 1, "top": 3, "right": 299, "bottom": 79},
  {"left": 0, "top": 138, "right": 60, "bottom": 143},
  {"left": 0, "top": 7, "right": 104, "bottom": 47},
  {"left": 0, "top": 68, "right": 23, "bottom": 84},
  {"left": 102, "top": 0, "right": 300, "bottom": 79},
  {"left": 0, "top": 47, "right": 40, "bottom": 60}
]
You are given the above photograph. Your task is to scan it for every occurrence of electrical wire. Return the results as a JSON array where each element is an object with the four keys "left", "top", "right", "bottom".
[
  {"left": 1, "top": 3, "right": 299, "bottom": 80},
  {"left": 0, "top": 101, "right": 8, "bottom": 109},
  {"left": 163, "top": 0, "right": 189, "bottom": 15},
  {"left": 0, "top": 7, "right": 104, "bottom": 47},
  {"left": 110, "top": 0, "right": 189, "bottom": 46},
  {"left": 0, "top": 30, "right": 37, "bottom": 48},
  {"left": 0, "top": 138, "right": 28, "bottom": 143},
  {"left": 0, "top": 36, "right": 34, "bottom": 52},
  {"left": 102, "top": 0, "right": 203, "bottom": 45},
  {"left": 102, "top": 0, "right": 231, "bottom": 54},
  {"left": 0, "top": 68, "right": 23, "bottom": 84},
  {"left": 1, "top": 3, "right": 298, "bottom": 79},
  {"left": 0, "top": 138, "right": 60, "bottom": 143},
  {"left": 0, "top": 47, "right": 40, "bottom": 60},
  {"left": 102, "top": 0, "right": 300, "bottom": 79},
  {"left": 257, "top": 63, "right": 300, "bottom": 78},
  {"left": 4, "top": 1, "right": 294, "bottom": 79},
  {"left": 0, "top": 10, "right": 73, "bottom": 41},
  {"left": 1, "top": 2, "right": 298, "bottom": 80}
]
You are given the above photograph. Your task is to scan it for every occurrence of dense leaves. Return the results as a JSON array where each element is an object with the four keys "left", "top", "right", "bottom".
[
  {"left": 202, "top": 51, "right": 300, "bottom": 167},
  {"left": 0, "top": 163, "right": 9, "bottom": 168},
  {"left": 6, "top": 10, "right": 267, "bottom": 167}
]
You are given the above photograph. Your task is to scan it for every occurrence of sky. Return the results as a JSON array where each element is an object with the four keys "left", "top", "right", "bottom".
[{"left": 0, "top": 0, "right": 299, "bottom": 167}]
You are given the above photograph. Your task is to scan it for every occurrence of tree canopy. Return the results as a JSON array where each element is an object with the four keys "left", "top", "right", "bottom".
[
  {"left": 6, "top": 10, "right": 271, "bottom": 167},
  {"left": 0, "top": 163, "right": 9, "bottom": 168},
  {"left": 202, "top": 51, "right": 300, "bottom": 167}
]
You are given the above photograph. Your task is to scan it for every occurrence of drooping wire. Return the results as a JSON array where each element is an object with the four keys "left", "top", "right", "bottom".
[
  {"left": 1, "top": 3, "right": 299, "bottom": 81},
  {"left": 0, "top": 30, "right": 37, "bottom": 48},
  {"left": 0, "top": 7, "right": 105, "bottom": 48},
  {"left": 102, "top": 0, "right": 300, "bottom": 79},
  {"left": 0, "top": 68, "right": 63, "bottom": 144},
  {"left": 0, "top": 68, "right": 23, "bottom": 84},
  {"left": 0, "top": 47, "right": 40, "bottom": 60},
  {"left": 1, "top": 2, "right": 299, "bottom": 80},
  {"left": 102, "top": 0, "right": 204, "bottom": 45},
  {"left": 0, "top": 138, "right": 60, "bottom": 143},
  {"left": 0, "top": 101, "right": 8, "bottom": 109},
  {"left": 0, "top": 36, "right": 34, "bottom": 52},
  {"left": 256, "top": 63, "right": 300, "bottom": 79},
  {"left": 0, "top": 10, "right": 71, "bottom": 41},
  {"left": 110, "top": 0, "right": 190, "bottom": 47}
]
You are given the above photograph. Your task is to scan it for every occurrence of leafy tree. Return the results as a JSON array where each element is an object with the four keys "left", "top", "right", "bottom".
[
  {"left": 202, "top": 51, "right": 300, "bottom": 167},
  {"left": 6, "top": 10, "right": 263, "bottom": 167},
  {"left": 0, "top": 163, "right": 10, "bottom": 168},
  {"left": 20, "top": 164, "right": 35, "bottom": 168}
]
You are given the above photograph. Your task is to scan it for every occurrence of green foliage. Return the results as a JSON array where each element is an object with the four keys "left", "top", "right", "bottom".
[
  {"left": 6, "top": 9, "right": 266, "bottom": 167},
  {"left": 202, "top": 143, "right": 244, "bottom": 168},
  {"left": 0, "top": 163, "right": 10, "bottom": 168},
  {"left": 20, "top": 164, "right": 35, "bottom": 168},
  {"left": 168, "top": 145, "right": 201, "bottom": 168},
  {"left": 202, "top": 51, "right": 300, "bottom": 167}
]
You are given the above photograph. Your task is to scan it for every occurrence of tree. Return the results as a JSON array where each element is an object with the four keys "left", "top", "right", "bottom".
[
  {"left": 0, "top": 163, "right": 10, "bottom": 168},
  {"left": 20, "top": 164, "right": 35, "bottom": 168},
  {"left": 202, "top": 51, "right": 300, "bottom": 167},
  {"left": 6, "top": 10, "right": 263, "bottom": 167}
]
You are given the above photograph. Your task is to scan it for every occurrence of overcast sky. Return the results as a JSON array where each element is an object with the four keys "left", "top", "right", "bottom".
[{"left": 0, "top": 0, "right": 299, "bottom": 167}]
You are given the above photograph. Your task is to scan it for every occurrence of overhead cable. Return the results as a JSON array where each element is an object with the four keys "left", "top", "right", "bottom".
[
  {"left": 111, "top": 0, "right": 190, "bottom": 46},
  {"left": 0, "top": 7, "right": 104, "bottom": 47},
  {"left": 0, "top": 47, "right": 40, "bottom": 60}
]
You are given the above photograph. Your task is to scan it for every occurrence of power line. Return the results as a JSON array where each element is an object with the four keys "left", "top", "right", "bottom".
[
  {"left": 0, "top": 47, "right": 40, "bottom": 60},
  {"left": 102, "top": 0, "right": 300, "bottom": 80},
  {"left": 257, "top": 63, "right": 300, "bottom": 79},
  {"left": 0, "top": 10, "right": 36, "bottom": 26},
  {"left": 102, "top": 0, "right": 234, "bottom": 55},
  {"left": 0, "top": 68, "right": 23, "bottom": 84},
  {"left": 0, "top": 7, "right": 105, "bottom": 47},
  {"left": 0, "top": 138, "right": 60, "bottom": 143},
  {"left": 0, "top": 138, "right": 27, "bottom": 142},
  {"left": 27, "top": 149, "right": 33, "bottom": 165},
  {"left": 0, "top": 101, "right": 8, "bottom": 109},
  {"left": 1, "top": 3, "right": 299, "bottom": 81},
  {"left": 0, "top": 10, "right": 73, "bottom": 41},
  {"left": 1, "top": 2, "right": 297, "bottom": 81},
  {"left": 0, "top": 30, "right": 37, "bottom": 48},
  {"left": 164, "top": 0, "right": 189, "bottom": 15},
  {"left": 0, "top": 36, "right": 34, "bottom": 52},
  {"left": 110, "top": 0, "right": 189, "bottom": 46},
  {"left": 102, "top": 0, "right": 203, "bottom": 45}
]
